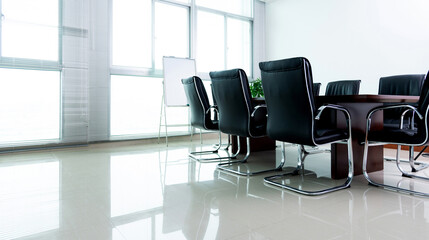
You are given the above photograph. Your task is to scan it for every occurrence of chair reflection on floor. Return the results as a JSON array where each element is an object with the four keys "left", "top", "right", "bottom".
[{"left": 259, "top": 57, "right": 354, "bottom": 195}]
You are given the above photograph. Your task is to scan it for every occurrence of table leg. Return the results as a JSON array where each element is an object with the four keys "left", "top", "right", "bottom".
[{"left": 330, "top": 103, "right": 384, "bottom": 179}]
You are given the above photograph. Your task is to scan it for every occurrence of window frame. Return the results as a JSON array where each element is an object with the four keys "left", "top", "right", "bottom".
[
  {"left": 0, "top": 0, "right": 63, "bottom": 146},
  {"left": 195, "top": 6, "right": 253, "bottom": 78},
  {"left": 0, "top": 0, "right": 63, "bottom": 71},
  {"left": 110, "top": 0, "right": 192, "bottom": 77},
  {"left": 109, "top": 0, "right": 254, "bottom": 138}
]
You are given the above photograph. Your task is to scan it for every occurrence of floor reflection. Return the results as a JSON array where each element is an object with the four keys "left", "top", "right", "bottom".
[
  {"left": 0, "top": 159, "right": 59, "bottom": 239},
  {"left": 0, "top": 140, "right": 429, "bottom": 239}
]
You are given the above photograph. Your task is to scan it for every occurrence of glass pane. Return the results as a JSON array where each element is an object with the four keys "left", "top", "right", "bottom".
[
  {"left": 196, "top": 0, "right": 253, "bottom": 18},
  {"left": 110, "top": 75, "right": 188, "bottom": 136},
  {"left": 112, "top": 0, "right": 152, "bottom": 68},
  {"left": 1, "top": 0, "right": 59, "bottom": 61},
  {"left": 175, "top": 0, "right": 190, "bottom": 3},
  {"left": 1, "top": 0, "right": 58, "bottom": 25},
  {"left": 111, "top": 75, "right": 162, "bottom": 136},
  {"left": 0, "top": 69, "right": 60, "bottom": 143},
  {"left": 196, "top": 11, "right": 224, "bottom": 72},
  {"left": 2, "top": 22, "right": 58, "bottom": 61},
  {"left": 154, "top": 2, "right": 189, "bottom": 70},
  {"left": 227, "top": 18, "right": 251, "bottom": 74}
]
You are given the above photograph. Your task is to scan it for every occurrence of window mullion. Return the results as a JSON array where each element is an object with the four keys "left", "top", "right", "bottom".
[
  {"left": 151, "top": 0, "right": 155, "bottom": 70},
  {"left": 224, "top": 15, "right": 227, "bottom": 70},
  {"left": 0, "top": 0, "right": 2, "bottom": 58}
]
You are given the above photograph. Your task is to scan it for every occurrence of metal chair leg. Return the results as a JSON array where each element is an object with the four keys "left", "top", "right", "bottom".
[
  {"left": 384, "top": 145, "right": 429, "bottom": 171},
  {"left": 363, "top": 140, "right": 429, "bottom": 197},
  {"left": 217, "top": 137, "right": 284, "bottom": 176},
  {"left": 300, "top": 145, "right": 330, "bottom": 155},
  {"left": 264, "top": 140, "right": 353, "bottom": 196},
  {"left": 188, "top": 131, "right": 232, "bottom": 162}
]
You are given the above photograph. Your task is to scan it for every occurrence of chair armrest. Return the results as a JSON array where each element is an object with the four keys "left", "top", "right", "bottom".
[
  {"left": 315, "top": 104, "right": 353, "bottom": 143},
  {"left": 315, "top": 104, "right": 351, "bottom": 122},
  {"left": 367, "top": 104, "right": 423, "bottom": 121},
  {"left": 205, "top": 105, "right": 218, "bottom": 115},
  {"left": 250, "top": 104, "right": 267, "bottom": 117},
  {"left": 400, "top": 108, "right": 416, "bottom": 129},
  {"left": 251, "top": 104, "right": 267, "bottom": 118}
]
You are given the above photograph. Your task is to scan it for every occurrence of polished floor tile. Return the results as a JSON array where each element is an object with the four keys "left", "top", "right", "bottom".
[{"left": 1, "top": 137, "right": 429, "bottom": 239}]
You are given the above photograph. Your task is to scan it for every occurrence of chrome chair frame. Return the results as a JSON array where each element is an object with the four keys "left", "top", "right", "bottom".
[
  {"left": 363, "top": 104, "right": 429, "bottom": 196},
  {"left": 188, "top": 107, "right": 234, "bottom": 162},
  {"left": 383, "top": 108, "right": 429, "bottom": 171},
  {"left": 216, "top": 105, "right": 285, "bottom": 176},
  {"left": 264, "top": 104, "right": 354, "bottom": 196}
]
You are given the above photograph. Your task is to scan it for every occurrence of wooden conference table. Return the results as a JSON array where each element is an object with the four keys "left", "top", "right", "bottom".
[
  {"left": 317, "top": 94, "right": 419, "bottom": 179},
  {"left": 232, "top": 95, "right": 419, "bottom": 179}
]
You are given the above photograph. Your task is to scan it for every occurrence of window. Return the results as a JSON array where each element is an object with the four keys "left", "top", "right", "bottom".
[
  {"left": 0, "top": 0, "right": 61, "bottom": 146},
  {"left": 226, "top": 18, "right": 251, "bottom": 72},
  {"left": 196, "top": 0, "right": 253, "bottom": 18},
  {"left": 111, "top": 0, "right": 190, "bottom": 138},
  {"left": 196, "top": 11, "right": 224, "bottom": 72},
  {"left": 197, "top": 10, "right": 252, "bottom": 75},
  {"left": 0, "top": 69, "right": 60, "bottom": 144},
  {"left": 111, "top": 0, "right": 253, "bottom": 139},
  {"left": 110, "top": 75, "right": 188, "bottom": 137},
  {"left": 1, "top": 0, "right": 59, "bottom": 61},
  {"left": 110, "top": 75, "right": 163, "bottom": 136},
  {"left": 112, "top": 0, "right": 189, "bottom": 70},
  {"left": 112, "top": 0, "right": 152, "bottom": 68},
  {"left": 154, "top": 2, "right": 189, "bottom": 69}
]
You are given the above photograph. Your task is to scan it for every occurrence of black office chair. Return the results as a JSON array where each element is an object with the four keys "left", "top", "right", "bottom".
[
  {"left": 301, "top": 81, "right": 360, "bottom": 155},
  {"left": 313, "top": 83, "right": 322, "bottom": 96},
  {"left": 182, "top": 76, "right": 230, "bottom": 161},
  {"left": 378, "top": 74, "right": 428, "bottom": 167},
  {"left": 378, "top": 74, "right": 425, "bottom": 129},
  {"left": 210, "top": 68, "right": 284, "bottom": 176},
  {"left": 325, "top": 80, "right": 361, "bottom": 96},
  {"left": 363, "top": 71, "right": 429, "bottom": 196},
  {"left": 259, "top": 57, "right": 354, "bottom": 195}
]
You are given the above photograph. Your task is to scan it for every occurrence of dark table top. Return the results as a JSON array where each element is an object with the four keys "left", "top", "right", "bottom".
[{"left": 316, "top": 94, "right": 419, "bottom": 104}]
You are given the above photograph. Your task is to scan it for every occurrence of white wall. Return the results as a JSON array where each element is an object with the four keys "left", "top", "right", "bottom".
[{"left": 265, "top": 0, "right": 429, "bottom": 94}]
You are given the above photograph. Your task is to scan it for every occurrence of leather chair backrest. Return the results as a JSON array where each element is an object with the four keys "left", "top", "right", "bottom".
[
  {"left": 259, "top": 57, "right": 316, "bottom": 146},
  {"left": 313, "top": 83, "right": 321, "bottom": 96},
  {"left": 325, "top": 80, "right": 361, "bottom": 96},
  {"left": 182, "top": 76, "right": 211, "bottom": 130},
  {"left": 378, "top": 74, "right": 425, "bottom": 96},
  {"left": 209, "top": 69, "right": 253, "bottom": 137},
  {"left": 379, "top": 74, "right": 425, "bottom": 127},
  {"left": 411, "top": 72, "right": 429, "bottom": 143},
  {"left": 418, "top": 72, "right": 429, "bottom": 122}
]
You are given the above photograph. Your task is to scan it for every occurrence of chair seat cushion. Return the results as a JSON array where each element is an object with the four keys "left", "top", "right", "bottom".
[{"left": 314, "top": 127, "right": 349, "bottom": 145}]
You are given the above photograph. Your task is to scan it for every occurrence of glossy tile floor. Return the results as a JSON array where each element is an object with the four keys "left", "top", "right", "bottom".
[{"left": 1, "top": 136, "right": 429, "bottom": 240}]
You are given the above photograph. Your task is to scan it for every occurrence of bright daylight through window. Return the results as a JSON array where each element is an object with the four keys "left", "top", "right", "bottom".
[
  {"left": 0, "top": 0, "right": 60, "bottom": 145},
  {"left": 110, "top": 0, "right": 253, "bottom": 138}
]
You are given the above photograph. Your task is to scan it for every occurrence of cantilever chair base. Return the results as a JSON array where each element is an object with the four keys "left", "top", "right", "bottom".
[
  {"left": 264, "top": 142, "right": 353, "bottom": 196},
  {"left": 362, "top": 102, "right": 429, "bottom": 197},
  {"left": 217, "top": 137, "right": 285, "bottom": 176},
  {"left": 384, "top": 157, "right": 429, "bottom": 172},
  {"left": 189, "top": 133, "right": 234, "bottom": 162},
  {"left": 364, "top": 143, "right": 429, "bottom": 197},
  {"left": 300, "top": 145, "right": 331, "bottom": 155}
]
